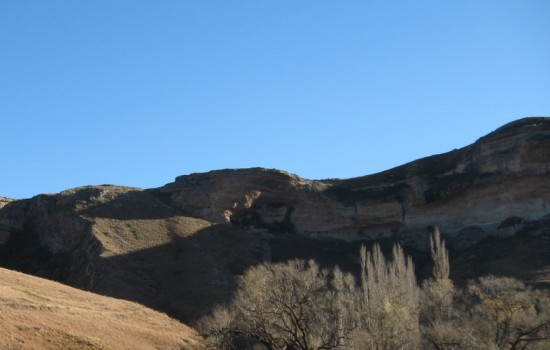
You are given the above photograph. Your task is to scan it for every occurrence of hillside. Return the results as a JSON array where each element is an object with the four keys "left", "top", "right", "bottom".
[
  {"left": 0, "top": 267, "right": 202, "bottom": 350},
  {"left": 0, "top": 117, "right": 548, "bottom": 328},
  {"left": 0, "top": 186, "right": 272, "bottom": 322}
]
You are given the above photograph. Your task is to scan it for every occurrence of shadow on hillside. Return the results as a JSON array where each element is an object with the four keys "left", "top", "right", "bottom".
[
  {"left": 6, "top": 217, "right": 549, "bottom": 326},
  {"left": 92, "top": 224, "right": 268, "bottom": 322},
  {"left": 0, "top": 227, "right": 72, "bottom": 282},
  {"left": 0, "top": 211, "right": 434, "bottom": 325},
  {"left": 96, "top": 225, "right": 550, "bottom": 325},
  {"left": 94, "top": 224, "right": 432, "bottom": 324}
]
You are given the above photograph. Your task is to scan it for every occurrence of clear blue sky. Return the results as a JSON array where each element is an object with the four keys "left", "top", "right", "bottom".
[{"left": 2, "top": 1, "right": 549, "bottom": 199}]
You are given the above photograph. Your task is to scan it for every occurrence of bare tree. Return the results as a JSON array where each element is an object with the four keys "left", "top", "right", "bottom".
[
  {"left": 199, "top": 259, "right": 357, "bottom": 350},
  {"left": 423, "top": 228, "right": 453, "bottom": 322},
  {"left": 198, "top": 229, "right": 550, "bottom": 350},
  {"left": 420, "top": 227, "right": 480, "bottom": 350},
  {"left": 430, "top": 226, "right": 449, "bottom": 281},
  {"left": 465, "top": 276, "right": 550, "bottom": 349},
  {"left": 355, "top": 243, "right": 420, "bottom": 349}
]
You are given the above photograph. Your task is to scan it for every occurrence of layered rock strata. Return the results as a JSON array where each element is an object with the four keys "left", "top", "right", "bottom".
[
  {"left": 1, "top": 118, "right": 549, "bottom": 254},
  {"left": 160, "top": 117, "right": 550, "bottom": 250}
]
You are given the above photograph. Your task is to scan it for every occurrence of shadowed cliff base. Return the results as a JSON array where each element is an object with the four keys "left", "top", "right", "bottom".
[{"left": 1, "top": 216, "right": 549, "bottom": 327}]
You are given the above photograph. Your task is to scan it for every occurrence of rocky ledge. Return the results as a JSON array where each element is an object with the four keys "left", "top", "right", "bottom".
[{"left": 159, "top": 117, "right": 550, "bottom": 250}]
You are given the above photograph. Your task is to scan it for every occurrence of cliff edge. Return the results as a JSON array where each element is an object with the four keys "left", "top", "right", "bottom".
[{"left": 159, "top": 117, "right": 550, "bottom": 250}]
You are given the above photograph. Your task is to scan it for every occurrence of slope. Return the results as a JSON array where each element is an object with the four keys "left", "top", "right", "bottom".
[{"left": 0, "top": 267, "right": 202, "bottom": 350}]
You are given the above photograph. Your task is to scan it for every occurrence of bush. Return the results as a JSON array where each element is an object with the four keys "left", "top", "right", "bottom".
[
  {"left": 198, "top": 259, "right": 357, "bottom": 349},
  {"left": 464, "top": 276, "right": 550, "bottom": 349},
  {"left": 198, "top": 230, "right": 550, "bottom": 350}
]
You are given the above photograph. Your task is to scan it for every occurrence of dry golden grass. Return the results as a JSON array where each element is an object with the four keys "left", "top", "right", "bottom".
[
  {"left": 93, "top": 216, "right": 212, "bottom": 257},
  {"left": 0, "top": 267, "right": 203, "bottom": 350}
]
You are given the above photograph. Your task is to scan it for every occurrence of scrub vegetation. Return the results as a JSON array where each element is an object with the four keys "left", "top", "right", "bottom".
[{"left": 197, "top": 229, "right": 550, "bottom": 350}]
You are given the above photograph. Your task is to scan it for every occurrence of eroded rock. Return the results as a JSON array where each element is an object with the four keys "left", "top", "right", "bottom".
[{"left": 159, "top": 117, "right": 550, "bottom": 250}]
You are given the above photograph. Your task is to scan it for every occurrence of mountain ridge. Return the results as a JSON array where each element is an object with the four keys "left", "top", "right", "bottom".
[
  {"left": 0, "top": 116, "right": 549, "bottom": 326},
  {"left": 158, "top": 117, "right": 550, "bottom": 250}
]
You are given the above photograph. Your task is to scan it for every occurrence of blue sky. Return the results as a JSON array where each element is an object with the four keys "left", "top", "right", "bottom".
[{"left": 2, "top": 1, "right": 549, "bottom": 199}]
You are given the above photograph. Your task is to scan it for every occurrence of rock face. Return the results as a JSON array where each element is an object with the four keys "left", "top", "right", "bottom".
[
  {"left": 1, "top": 117, "right": 549, "bottom": 254},
  {"left": 160, "top": 117, "right": 550, "bottom": 250},
  {"left": 0, "top": 116, "right": 549, "bottom": 328},
  {"left": 0, "top": 188, "right": 121, "bottom": 290},
  {"left": 0, "top": 197, "right": 16, "bottom": 244}
]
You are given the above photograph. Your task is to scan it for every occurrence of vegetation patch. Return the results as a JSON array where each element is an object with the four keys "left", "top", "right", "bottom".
[
  {"left": 198, "top": 231, "right": 550, "bottom": 350},
  {"left": 125, "top": 222, "right": 141, "bottom": 239}
]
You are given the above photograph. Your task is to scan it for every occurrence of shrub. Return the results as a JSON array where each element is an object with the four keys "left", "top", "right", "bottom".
[
  {"left": 198, "top": 260, "right": 357, "bottom": 349},
  {"left": 198, "top": 230, "right": 550, "bottom": 350}
]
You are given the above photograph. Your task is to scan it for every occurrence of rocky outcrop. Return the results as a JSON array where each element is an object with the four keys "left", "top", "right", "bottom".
[
  {"left": 0, "top": 189, "right": 106, "bottom": 289},
  {"left": 160, "top": 117, "right": 550, "bottom": 250},
  {"left": 0, "top": 197, "right": 13, "bottom": 242},
  {"left": 160, "top": 168, "right": 335, "bottom": 233}
]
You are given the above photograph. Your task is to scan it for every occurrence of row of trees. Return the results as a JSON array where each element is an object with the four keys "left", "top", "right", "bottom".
[{"left": 197, "top": 230, "right": 550, "bottom": 349}]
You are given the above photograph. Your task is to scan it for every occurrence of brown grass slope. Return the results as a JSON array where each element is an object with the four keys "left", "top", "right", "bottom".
[{"left": 0, "top": 267, "right": 203, "bottom": 350}]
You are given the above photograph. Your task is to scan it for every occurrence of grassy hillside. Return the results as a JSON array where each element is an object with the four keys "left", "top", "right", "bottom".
[{"left": 0, "top": 267, "right": 203, "bottom": 350}]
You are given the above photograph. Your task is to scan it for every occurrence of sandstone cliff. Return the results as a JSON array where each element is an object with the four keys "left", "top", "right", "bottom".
[{"left": 159, "top": 117, "right": 550, "bottom": 250}]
